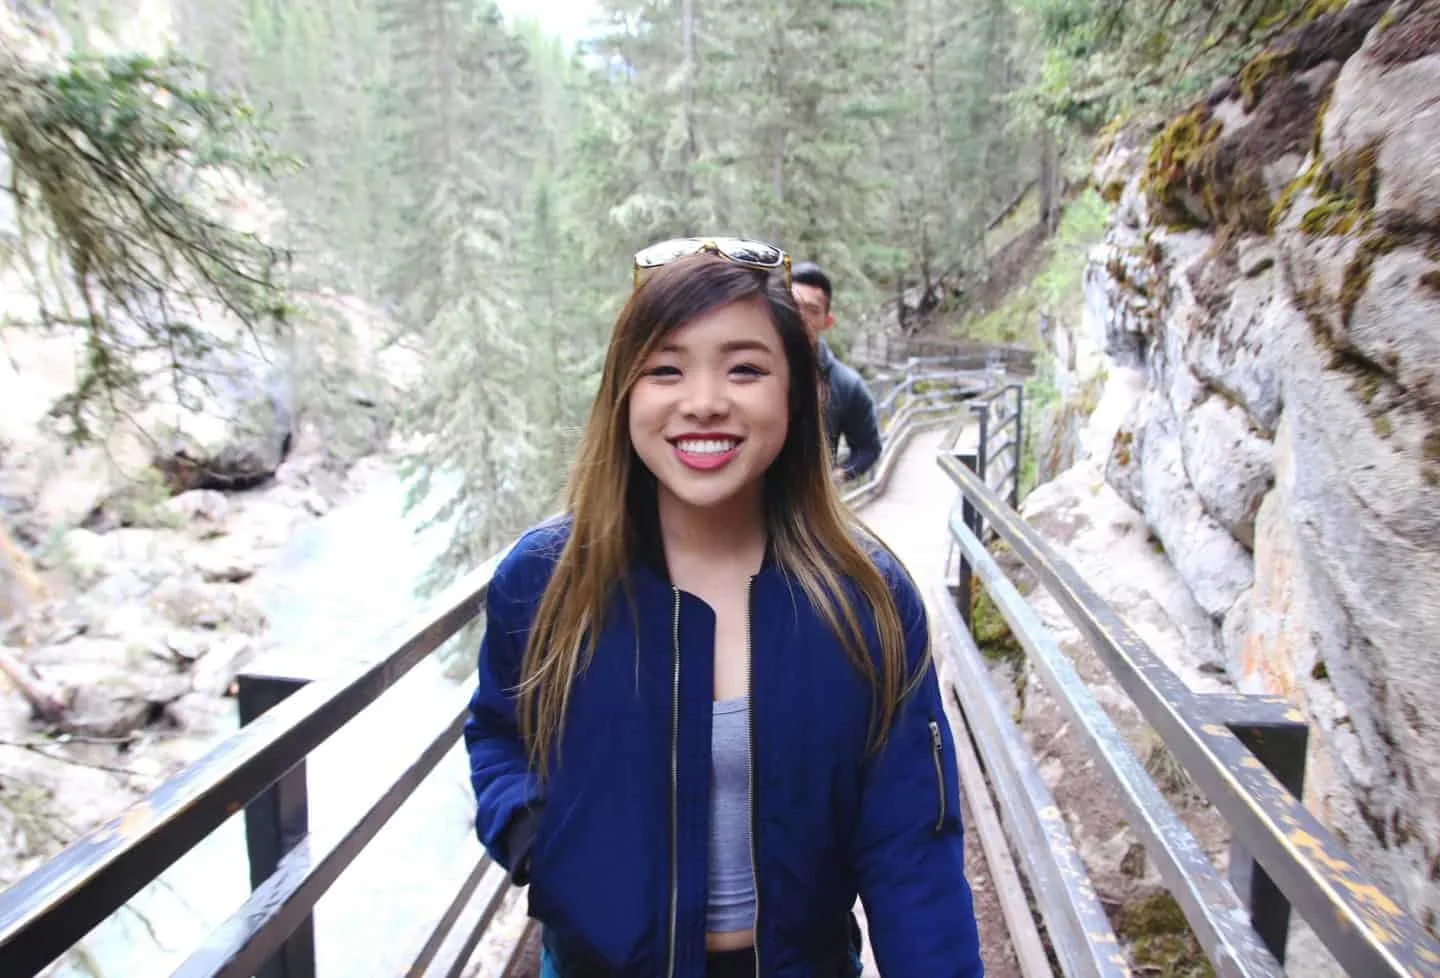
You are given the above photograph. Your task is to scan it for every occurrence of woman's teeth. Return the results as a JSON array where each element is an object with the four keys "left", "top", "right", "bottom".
[{"left": 676, "top": 438, "right": 738, "bottom": 455}]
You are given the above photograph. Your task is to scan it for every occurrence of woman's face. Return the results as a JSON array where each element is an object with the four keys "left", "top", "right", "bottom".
[{"left": 628, "top": 296, "right": 791, "bottom": 514}]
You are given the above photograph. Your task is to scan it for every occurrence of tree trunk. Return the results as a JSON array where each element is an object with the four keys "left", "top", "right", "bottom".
[
  {"left": 1038, "top": 127, "right": 1061, "bottom": 234},
  {"left": 681, "top": 0, "right": 699, "bottom": 202}
]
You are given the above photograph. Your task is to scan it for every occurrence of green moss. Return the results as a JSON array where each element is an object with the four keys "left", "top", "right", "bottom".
[
  {"left": 1341, "top": 230, "right": 1402, "bottom": 326},
  {"left": 971, "top": 586, "right": 1025, "bottom": 669},
  {"left": 1309, "top": 81, "right": 1335, "bottom": 160},
  {"left": 1376, "top": 6, "right": 1401, "bottom": 33},
  {"left": 1423, "top": 429, "right": 1440, "bottom": 461},
  {"left": 1143, "top": 105, "right": 1222, "bottom": 230},
  {"left": 1372, "top": 414, "right": 1394, "bottom": 438},
  {"left": 1304, "top": 0, "right": 1348, "bottom": 16},
  {"left": 1420, "top": 270, "right": 1440, "bottom": 294},
  {"left": 1239, "top": 48, "right": 1290, "bottom": 112},
  {"left": 1143, "top": 737, "right": 1196, "bottom": 797},
  {"left": 1312, "top": 660, "right": 1329, "bottom": 681},
  {"left": 1282, "top": 141, "right": 1383, "bottom": 238},
  {"left": 1271, "top": 165, "right": 1313, "bottom": 230},
  {"left": 1115, "top": 892, "right": 1216, "bottom": 978},
  {"left": 1301, "top": 197, "right": 1362, "bottom": 236},
  {"left": 1096, "top": 113, "right": 1132, "bottom": 149},
  {"left": 1352, "top": 369, "right": 1382, "bottom": 405}
]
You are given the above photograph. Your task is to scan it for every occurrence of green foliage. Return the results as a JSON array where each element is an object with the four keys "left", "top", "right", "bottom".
[
  {"left": 0, "top": 43, "right": 291, "bottom": 443},
  {"left": 23, "top": 0, "right": 1324, "bottom": 581},
  {"left": 959, "top": 189, "right": 1111, "bottom": 344},
  {"left": 1016, "top": 0, "right": 1334, "bottom": 128}
]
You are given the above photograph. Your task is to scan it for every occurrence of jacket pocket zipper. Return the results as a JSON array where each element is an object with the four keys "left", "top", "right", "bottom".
[{"left": 928, "top": 719, "right": 946, "bottom": 834}]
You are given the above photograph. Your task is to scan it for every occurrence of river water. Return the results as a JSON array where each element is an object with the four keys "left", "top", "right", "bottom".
[{"left": 49, "top": 465, "right": 527, "bottom": 978}]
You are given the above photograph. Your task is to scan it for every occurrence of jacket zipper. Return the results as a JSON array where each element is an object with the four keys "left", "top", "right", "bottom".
[
  {"left": 745, "top": 576, "right": 761, "bottom": 978},
  {"left": 667, "top": 588, "right": 682, "bottom": 978},
  {"left": 929, "top": 719, "right": 946, "bottom": 833}
]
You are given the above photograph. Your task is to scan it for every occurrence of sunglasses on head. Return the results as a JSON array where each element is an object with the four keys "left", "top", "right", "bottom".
[{"left": 632, "top": 237, "right": 791, "bottom": 290}]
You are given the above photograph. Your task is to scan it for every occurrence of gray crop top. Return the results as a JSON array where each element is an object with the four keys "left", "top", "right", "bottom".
[{"left": 707, "top": 696, "right": 757, "bottom": 933}]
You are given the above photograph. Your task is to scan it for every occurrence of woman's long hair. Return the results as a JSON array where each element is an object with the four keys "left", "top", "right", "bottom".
[{"left": 517, "top": 254, "right": 922, "bottom": 778}]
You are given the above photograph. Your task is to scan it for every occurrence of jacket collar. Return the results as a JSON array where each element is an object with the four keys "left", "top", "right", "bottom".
[{"left": 815, "top": 338, "right": 835, "bottom": 372}]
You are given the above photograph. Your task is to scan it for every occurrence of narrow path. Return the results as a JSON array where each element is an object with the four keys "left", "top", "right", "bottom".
[{"left": 855, "top": 427, "right": 1024, "bottom": 978}]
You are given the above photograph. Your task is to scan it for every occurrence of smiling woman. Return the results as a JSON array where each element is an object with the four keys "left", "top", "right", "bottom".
[
  {"left": 629, "top": 296, "right": 791, "bottom": 517},
  {"left": 462, "top": 247, "right": 985, "bottom": 978}
]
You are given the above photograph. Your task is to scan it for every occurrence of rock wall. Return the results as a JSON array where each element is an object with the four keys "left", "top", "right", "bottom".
[{"left": 1071, "top": 0, "right": 1440, "bottom": 948}]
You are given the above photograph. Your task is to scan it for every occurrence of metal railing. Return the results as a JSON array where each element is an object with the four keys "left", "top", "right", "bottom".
[
  {"left": 0, "top": 356, "right": 1001, "bottom": 978},
  {"left": 0, "top": 549, "right": 520, "bottom": 978},
  {"left": 934, "top": 439, "right": 1440, "bottom": 978},
  {"left": 969, "top": 381, "right": 1025, "bottom": 511},
  {"left": 851, "top": 331, "right": 1040, "bottom": 375},
  {"left": 841, "top": 364, "right": 995, "bottom": 509}
]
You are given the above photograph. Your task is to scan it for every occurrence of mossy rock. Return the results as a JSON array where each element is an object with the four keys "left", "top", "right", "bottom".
[
  {"left": 1143, "top": 76, "right": 1316, "bottom": 235},
  {"left": 1370, "top": 0, "right": 1440, "bottom": 68},
  {"left": 1115, "top": 891, "right": 1216, "bottom": 978},
  {"left": 1239, "top": 48, "right": 1290, "bottom": 112},
  {"left": 1146, "top": 0, "right": 1393, "bottom": 236},
  {"left": 1273, "top": 140, "right": 1382, "bottom": 237},
  {"left": 1340, "top": 228, "right": 1403, "bottom": 326}
]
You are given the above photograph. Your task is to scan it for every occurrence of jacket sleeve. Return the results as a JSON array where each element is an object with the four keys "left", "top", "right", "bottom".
[
  {"left": 840, "top": 382, "right": 882, "bottom": 481},
  {"left": 850, "top": 573, "right": 985, "bottom": 978},
  {"left": 463, "top": 558, "right": 545, "bottom": 883}
]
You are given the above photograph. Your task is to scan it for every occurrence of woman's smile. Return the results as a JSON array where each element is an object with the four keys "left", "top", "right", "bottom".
[{"left": 671, "top": 434, "right": 745, "bottom": 470}]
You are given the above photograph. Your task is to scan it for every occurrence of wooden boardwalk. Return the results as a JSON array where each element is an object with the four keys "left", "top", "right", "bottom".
[{"left": 851, "top": 424, "right": 1022, "bottom": 978}]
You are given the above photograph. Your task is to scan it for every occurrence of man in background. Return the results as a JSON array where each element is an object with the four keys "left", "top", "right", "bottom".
[{"left": 791, "top": 261, "right": 882, "bottom": 484}]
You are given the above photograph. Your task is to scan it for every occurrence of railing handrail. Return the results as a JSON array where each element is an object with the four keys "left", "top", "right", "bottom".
[
  {"left": 0, "top": 547, "right": 506, "bottom": 976},
  {"left": 938, "top": 452, "right": 1440, "bottom": 978},
  {"left": 843, "top": 362, "right": 998, "bottom": 509},
  {"left": 850, "top": 331, "right": 1041, "bottom": 373}
]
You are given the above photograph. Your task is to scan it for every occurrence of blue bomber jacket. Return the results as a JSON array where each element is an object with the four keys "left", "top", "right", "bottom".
[{"left": 463, "top": 517, "right": 984, "bottom": 978}]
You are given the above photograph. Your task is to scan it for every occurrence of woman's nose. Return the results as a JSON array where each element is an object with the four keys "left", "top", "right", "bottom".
[{"left": 680, "top": 373, "right": 729, "bottom": 418}]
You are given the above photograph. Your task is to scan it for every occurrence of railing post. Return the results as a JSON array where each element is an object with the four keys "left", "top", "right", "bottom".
[
  {"left": 970, "top": 401, "right": 991, "bottom": 488},
  {"left": 237, "top": 670, "right": 317, "bottom": 978},
  {"left": 1010, "top": 383, "right": 1024, "bottom": 509},
  {"left": 1226, "top": 718, "right": 1309, "bottom": 965},
  {"left": 952, "top": 451, "right": 982, "bottom": 629}
]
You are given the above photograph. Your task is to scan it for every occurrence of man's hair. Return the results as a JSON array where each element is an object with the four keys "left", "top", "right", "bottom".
[{"left": 792, "top": 261, "right": 833, "bottom": 309}]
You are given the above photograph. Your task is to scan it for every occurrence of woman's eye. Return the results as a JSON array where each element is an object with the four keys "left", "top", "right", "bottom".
[
  {"left": 731, "top": 363, "right": 766, "bottom": 378},
  {"left": 643, "top": 365, "right": 680, "bottom": 378}
]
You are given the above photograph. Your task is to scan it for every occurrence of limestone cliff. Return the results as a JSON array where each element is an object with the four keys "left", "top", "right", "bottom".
[{"left": 1055, "top": 0, "right": 1440, "bottom": 946}]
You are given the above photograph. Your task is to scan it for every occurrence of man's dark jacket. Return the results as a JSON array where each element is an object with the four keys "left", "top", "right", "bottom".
[{"left": 818, "top": 340, "right": 882, "bottom": 482}]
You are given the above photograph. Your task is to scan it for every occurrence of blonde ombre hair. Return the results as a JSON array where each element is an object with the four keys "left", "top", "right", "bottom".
[{"left": 517, "top": 255, "right": 922, "bottom": 778}]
